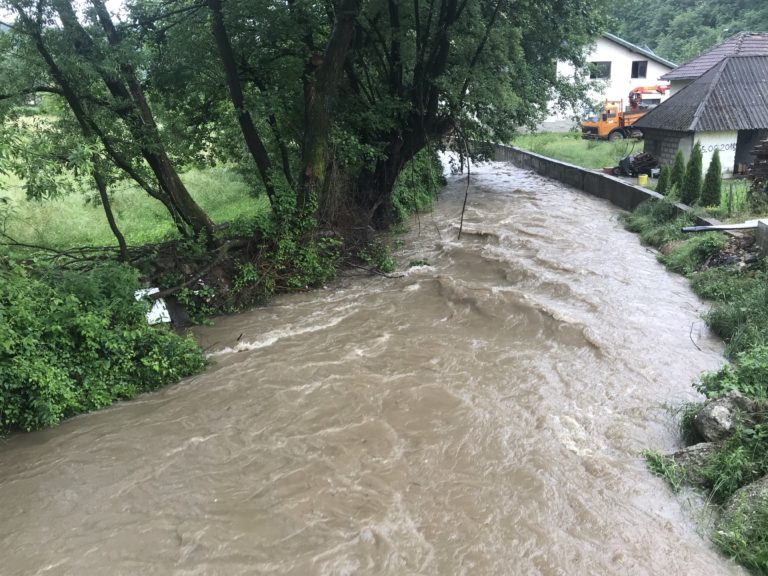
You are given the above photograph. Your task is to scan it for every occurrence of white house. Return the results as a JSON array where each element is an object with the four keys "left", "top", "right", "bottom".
[{"left": 542, "top": 33, "right": 676, "bottom": 131}]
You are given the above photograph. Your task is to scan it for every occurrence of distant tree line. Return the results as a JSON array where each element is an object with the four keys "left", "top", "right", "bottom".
[{"left": 608, "top": 0, "right": 768, "bottom": 64}]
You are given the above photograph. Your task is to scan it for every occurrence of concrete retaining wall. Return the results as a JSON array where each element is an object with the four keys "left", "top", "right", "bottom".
[
  {"left": 487, "top": 142, "right": 718, "bottom": 228},
  {"left": 488, "top": 143, "right": 664, "bottom": 211}
]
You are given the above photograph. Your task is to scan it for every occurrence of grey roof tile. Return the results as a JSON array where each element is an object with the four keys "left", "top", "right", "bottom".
[
  {"left": 602, "top": 33, "right": 677, "bottom": 69},
  {"left": 662, "top": 32, "right": 768, "bottom": 81},
  {"left": 635, "top": 55, "right": 768, "bottom": 132}
]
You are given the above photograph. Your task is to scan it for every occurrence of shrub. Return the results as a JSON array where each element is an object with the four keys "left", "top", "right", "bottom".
[
  {"left": 714, "top": 492, "right": 768, "bottom": 572},
  {"left": 0, "top": 261, "right": 206, "bottom": 433},
  {"left": 620, "top": 199, "right": 695, "bottom": 248},
  {"left": 690, "top": 266, "right": 753, "bottom": 302},
  {"left": 390, "top": 148, "right": 445, "bottom": 224},
  {"left": 671, "top": 149, "right": 686, "bottom": 193},
  {"left": 700, "top": 149, "right": 722, "bottom": 207},
  {"left": 680, "top": 142, "right": 702, "bottom": 206},
  {"left": 656, "top": 165, "right": 671, "bottom": 195}
]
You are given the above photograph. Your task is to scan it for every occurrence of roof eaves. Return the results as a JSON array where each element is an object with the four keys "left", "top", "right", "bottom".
[{"left": 602, "top": 32, "right": 677, "bottom": 69}]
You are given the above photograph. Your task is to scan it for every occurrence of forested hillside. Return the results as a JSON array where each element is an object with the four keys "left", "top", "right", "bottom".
[{"left": 609, "top": 0, "right": 768, "bottom": 64}]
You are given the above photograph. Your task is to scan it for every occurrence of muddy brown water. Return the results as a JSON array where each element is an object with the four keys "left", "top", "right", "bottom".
[{"left": 0, "top": 162, "right": 745, "bottom": 575}]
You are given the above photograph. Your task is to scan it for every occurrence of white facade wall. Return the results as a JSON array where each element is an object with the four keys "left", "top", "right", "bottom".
[
  {"left": 695, "top": 130, "right": 738, "bottom": 177},
  {"left": 582, "top": 37, "right": 673, "bottom": 102},
  {"left": 668, "top": 79, "right": 692, "bottom": 96},
  {"left": 543, "top": 36, "right": 674, "bottom": 128}
]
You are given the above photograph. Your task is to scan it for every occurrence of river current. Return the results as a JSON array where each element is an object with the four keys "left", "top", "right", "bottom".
[{"left": 0, "top": 162, "right": 745, "bottom": 575}]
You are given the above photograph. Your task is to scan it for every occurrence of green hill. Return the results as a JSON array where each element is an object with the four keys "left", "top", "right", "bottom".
[{"left": 608, "top": 0, "right": 768, "bottom": 64}]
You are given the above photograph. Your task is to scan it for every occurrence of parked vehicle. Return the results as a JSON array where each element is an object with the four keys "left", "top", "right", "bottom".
[{"left": 581, "top": 85, "right": 669, "bottom": 140}]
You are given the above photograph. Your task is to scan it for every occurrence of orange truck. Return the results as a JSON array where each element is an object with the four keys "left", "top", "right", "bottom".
[{"left": 580, "top": 85, "right": 669, "bottom": 140}]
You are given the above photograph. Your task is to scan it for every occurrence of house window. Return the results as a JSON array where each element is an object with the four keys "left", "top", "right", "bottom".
[
  {"left": 632, "top": 60, "right": 648, "bottom": 79},
  {"left": 589, "top": 61, "right": 611, "bottom": 79}
]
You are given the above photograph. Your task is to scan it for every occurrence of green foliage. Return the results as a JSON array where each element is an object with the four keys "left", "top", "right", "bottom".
[
  {"left": 608, "top": 0, "right": 768, "bottom": 64},
  {"left": 656, "top": 165, "right": 671, "bottom": 195},
  {"left": 680, "top": 143, "right": 702, "bottom": 206},
  {"left": 390, "top": 149, "right": 445, "bottom": 224},
  {"left": 408, "top": 258, "right": 429, "bottom": 267},
  {"left": 232, "top": 262, "right": 260, "bottom": 293},
  {"left": 721, "top": 179, "right": 750, "bottom": 219},
  {"left": 678, "top": 401, "right": 704, "bottom": 445},
  {"left": 513, "top": 132, "right": 637, "bottom": 169},
  {"left": 643, "top": 450, "right": 685, "bottom": 493},
  {"left": 700, "top": 149, "right": 722, "bottom": 207},
  {"left": 714, "top": 492, "right": 768, "bottom": 573},
  {"left": 0, "top": 261, "right": 206, "bottom": 433},
  {"left": 671, "top": 150, "right": 686, "bottom": 194},
  {"left": 620, "top": 199, "right": 694, "bottom": 248},
  {"left": 1, "top": 166, "right": 268, "bottom": 249},
  {"left": 704, "top": 272, "right": 768, "bottom": 356},
  {"left": 659, "top": 232, "right": 726, "bottom": 275},
  {"left": 698, "top": 346, "right": 768, "bottom": 399},
  {"left": 748, "top": 179, "right": 768, "bottom": 214},
  {"left": 702, "top": 441, "right": 761, "bottom": 504},
  {"left": 176, "top": 283, "right": 218, "bottom": 324},
  {"left": 690, "top": 266, "right": 753, "bottom": 302},
  {"left": 357, "top": 240, "right": 397, "bottom": 274}
]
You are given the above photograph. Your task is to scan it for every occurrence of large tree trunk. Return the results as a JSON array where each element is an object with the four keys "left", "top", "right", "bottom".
[
  {"left": 300, "top": 0, "right": 361, "bottom": 213},
  {"left": 207, "top": 0, "right": 279, "bottom": 207}
]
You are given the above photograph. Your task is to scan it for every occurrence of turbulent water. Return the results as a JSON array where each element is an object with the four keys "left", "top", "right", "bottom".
[{"left": 0, "top": 162, "right": 746, "bottom": 575}]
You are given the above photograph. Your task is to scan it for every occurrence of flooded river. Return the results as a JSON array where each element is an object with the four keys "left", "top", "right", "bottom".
[{"left": 0, "top": 162, "right": 744, "bottom": 575}]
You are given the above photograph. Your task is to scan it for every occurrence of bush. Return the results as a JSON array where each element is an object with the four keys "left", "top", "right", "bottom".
[
  {"left": 656, "top": 165, "right": 671, "bottom": 195},
  {"left": 680, "top": 142, "right": 702, "bottom": 205},
  {"left": 714, "top": 492, "right": 768, "bottom": 572},
  {"left": 690, "top": 266, "right": 753, "bottom": 302},
  {"left": 700, "top": 149, "right": 722, "bottom": 207},
  {"left": 390, "top": 148, "right": 445, "bottom": 224},
  {"left": 671, "top": 149, "right": 686, "bottom": 193},
  {"left": 0, "top": 261, "right": 206, "bottom": 433}
]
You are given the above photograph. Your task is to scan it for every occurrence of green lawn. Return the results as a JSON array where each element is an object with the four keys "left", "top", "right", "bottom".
[
  {"left": 0, "top": 166, "right": 270, "bottom": 248},
  {"left": 511, "top": 131, "right": 643, "bottom": 170}
]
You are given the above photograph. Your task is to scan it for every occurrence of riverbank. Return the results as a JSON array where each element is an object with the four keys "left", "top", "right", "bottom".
[
  {"left": 0, "top": 151, "right": 445, "bottom": 435},
  {"left": 622, "top": 200, "right": 768, "bottom": 574}
]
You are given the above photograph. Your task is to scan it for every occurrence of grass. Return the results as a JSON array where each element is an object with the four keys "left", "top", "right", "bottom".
[
  {"left": 643, "top": 449, "right": 685, "bottom": 493},
  {"left": 714, "top": 491, "right": 768, "bottom": 573},
  {"left": 511, "top": 131, "right": 643, "bottom": 169},
  {"left": 0, "top": 166, "right": 270, "bottom": 248},
  {"left": 698, "top": 272, "right": 768, "bottom": 357}
]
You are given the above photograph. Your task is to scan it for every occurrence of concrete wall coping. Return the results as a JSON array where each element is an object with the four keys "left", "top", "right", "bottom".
[{"left": 488, "top": 143, "right": 722, "bottom": 228}]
